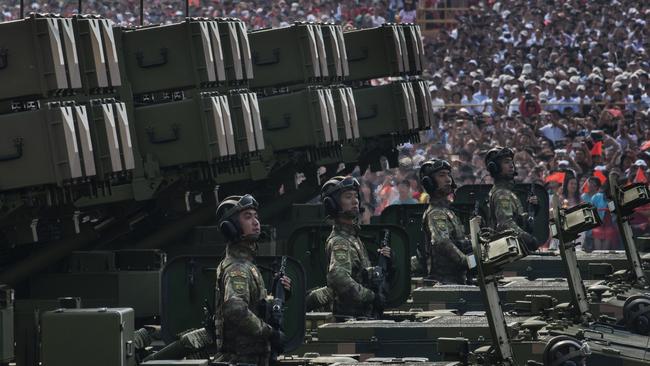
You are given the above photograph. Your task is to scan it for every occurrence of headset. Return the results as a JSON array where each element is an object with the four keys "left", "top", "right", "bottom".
[
  {"left": 419, "top": 159, "right": 456, "bottom": 195},
  {"left": 216, "top": 194, "right": 259, "bottom": 242},
  {"left": 321, "top": 176, "right": 361, "bottom": 217},
  {"left": 485, "top": 147, "right": 516, "bottom": 177}
]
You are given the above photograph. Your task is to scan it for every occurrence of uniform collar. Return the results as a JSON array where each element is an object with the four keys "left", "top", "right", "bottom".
[
  {"left": 429, "top": 194, "right": 450, "bottom": 207},
  {"left": 226, "top": 240, "right": 258, "bottom": 261},
  {"left": 333, "top": 222, "right": 360, "bottom": 237},
  {"left": 494, "top": 178, "right": 515, "bottom": 190}
]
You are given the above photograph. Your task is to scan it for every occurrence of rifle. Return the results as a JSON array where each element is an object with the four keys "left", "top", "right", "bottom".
[
  {"left": 526, "top": 183, "right": 536, "bottom": 232},
  {"left": 365, "top": 229, "right": 392, "bottom": 319},
  {"left": 264, "top": 256, "right": 287, "bottom": 359}
]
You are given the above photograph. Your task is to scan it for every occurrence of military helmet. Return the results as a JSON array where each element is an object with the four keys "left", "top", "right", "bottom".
[
  {"left": 419, "top": 159, "right": 455, "bottom": 195},
  {"left": 320, "top": 176, "right": 360, "bottom": 217},
  {"left": 216, "top": 194, "right": 259, "bottom": 242},
  {"left": 485, "top": 147, "right": 515, "bottom": 177},
  {"left": 543, "top": 335, "right": 591, "bottom": 366}
]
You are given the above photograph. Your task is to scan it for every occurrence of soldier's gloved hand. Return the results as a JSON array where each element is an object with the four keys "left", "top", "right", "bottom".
[
  {"left": 457, "top": 239, "right": 473, "bottom": 254},
  {"left": 269, "top": 328, "right": 286, "bottom": 352},
  {"left": 373, "top": 291, "right": 386, "bottom": 312},
  {"left": 519, "top": 232, "right": 539, "bottom": 253}
]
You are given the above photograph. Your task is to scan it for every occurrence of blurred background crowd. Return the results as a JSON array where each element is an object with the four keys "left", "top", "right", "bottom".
[{"left": 2, "top": 0, "right": 649, "bottom": 250}]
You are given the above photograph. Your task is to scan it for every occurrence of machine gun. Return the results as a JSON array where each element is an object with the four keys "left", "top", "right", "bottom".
[
  {"left": 263, "top": 256, "right": 288, "bottom": 360},
  {"left": 365, "top": 229, "right": 392, "bottom": 319}
]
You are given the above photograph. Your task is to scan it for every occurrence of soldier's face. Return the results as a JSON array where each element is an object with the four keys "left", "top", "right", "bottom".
[
  {"left": 339, "top": 190, "right": 360, "bottom": 214},
  {"left": 434, "top": 170, "right": 453, "bottom": 194},
  {"left": 499, "top": 157, "right": 515, "bottom": 178},
  {"left": 238, "top": 209, "right": 260, "bottom": 237}
]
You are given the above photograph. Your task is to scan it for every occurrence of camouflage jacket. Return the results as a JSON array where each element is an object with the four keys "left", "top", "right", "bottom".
[
  {"left": 488, "top": 180, "right": 526, "bottom": 235},
  {"left": 216, "top": 241, "right": 273, "bottom": 359},
  {"left": 422, "top": 196, "right": 469, "bottom": 284},
  {"left": 325, "top": 222, "right": 375, "bottom": 318}
]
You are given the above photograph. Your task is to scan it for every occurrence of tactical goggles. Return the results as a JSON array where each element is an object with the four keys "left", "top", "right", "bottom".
[
  {"left": 428, "top": 159, "right": 452, "bottom": 171},
  {"left": 222, "top": 194, "right": 259, "bottom": 219}
]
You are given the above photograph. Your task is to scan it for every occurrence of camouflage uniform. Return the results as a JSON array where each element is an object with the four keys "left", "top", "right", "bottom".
[
  {"left": 422, "top": 196, "right": 469, "bottom": 284},
  {"left": 488, "top": 180, "right": 538, "bottom": 251},
  {"left": 488, "top": 180, "right": 526, "bottom": 235},
  {"left": 215, "top": 241, "right": 273, "bottom": 366},
  {"left": 325, "top": 223, "right": 375, "bottom": 318}
]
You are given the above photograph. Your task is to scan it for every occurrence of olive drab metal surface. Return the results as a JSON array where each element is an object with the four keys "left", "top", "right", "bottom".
[
  {"left": 353, "top": 81, "right": 432, "bottom": 138},
  {"left": 88, "top": 100, "right": 136, "bottom": 177},
  {"left": 133, "top": 90, "right": 263, "bottom": 169},
  {"left": 120, "top": 18, "right": 251, "bottom": 95},
  {"left": 0, "top": 102, "right": 95, "bottom": 190},
  {"left": 287, "top": 224, "right": 411, "bottom": 308},
  {"left": 402, "top": 24, "right": 426, "bottom": 76},
  {"left": 258, "top": 86, "right": 358, "bottom": 151},
  {"left": 343, "top": 24, "right": 412, "bottom": 81},
  {"left": 0, "top": 15, "right": 81, "bottom": 101},
  {"left": 0, "top": 286, "right": 13, "bottom": 363},
  {"left": 249, "top": 23, "right": 347, "bottom": 88},
  {"left": 73, "top": 16, "right": 122, "bottom": 90},
  {"left": 160, "top": 255, "right": 306, "bottom": 352},
  {"left": 41, "top": 308, "right": 136, "bottom": 366}
]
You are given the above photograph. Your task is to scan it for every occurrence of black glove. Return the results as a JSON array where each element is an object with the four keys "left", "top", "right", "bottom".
[
  {"left": 457, "top": 239, "right": 473, "bottom": 254},
  {"left": 373, "top": 291, "right": 386, "bottom": 313},
  {"left": 519, "top": 232, "right": 539, "bottom": 253},
  {"left": 269, "top": 328, "right": 286, "bottom": 353}
]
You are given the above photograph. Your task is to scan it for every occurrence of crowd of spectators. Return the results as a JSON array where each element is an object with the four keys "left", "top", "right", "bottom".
[
  {"left": 2, "top": 0, "right": 649, "bottom": 250},
  {"left": 0, "top": 0, "right": 417, "bottom": 27},
  {"left": 355, "top": 0, "right": 650, "bottom": 251}
]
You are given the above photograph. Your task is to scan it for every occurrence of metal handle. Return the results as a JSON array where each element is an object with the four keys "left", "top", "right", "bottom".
[
  {"left": 357, "top": 104, "right": 378, "bottom": 120},
  {"left": 253, "top": 48, "right": 280, "bottom": 66},
  {"left": 136, "top": 48, "right": 168, "bottom": 69},
  {"left": 348, "top": 47, "right": 368, "bottom": 62},
  {"left": 0, "top": 48, "right": 7, "bottom": 70},
  {"left": 263, "top": 115, "right": 291, "bottom": 130},
  {"left": 0, "top": 138, "right": 23, "bottom": 162},
  {"left": 146, "top": 125, "right": 180, "bottom": 144}
]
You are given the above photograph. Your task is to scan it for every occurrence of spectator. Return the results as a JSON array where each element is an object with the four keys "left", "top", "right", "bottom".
[{"left": 391, "top": 180, "right": 418, "bottom": 205}]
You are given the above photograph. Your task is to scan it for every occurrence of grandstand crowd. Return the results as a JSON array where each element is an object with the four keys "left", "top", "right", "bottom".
[{"left": 2, "top": 0, "right": 649, "bottom": 250}]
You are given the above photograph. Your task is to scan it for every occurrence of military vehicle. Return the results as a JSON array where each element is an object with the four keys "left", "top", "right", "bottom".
[{"left": 469, "top": 210, "right": 650, "bottom": 365}]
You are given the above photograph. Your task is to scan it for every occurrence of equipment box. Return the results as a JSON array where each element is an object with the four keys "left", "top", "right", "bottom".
[
  {"left": 74, "top": 17, "right": 122, "bottom": 90},
  {"left": 41, "top": 307, "right": 136, "bottom": 366},
  {"left": 258, "top": 86, "right": 357, "bottom": 152},
  {"left": 0, "top": 15, "right": 123, "bottom": 100},
  {"left": 0, "top": 15, "right": 81, "bottom": 100},
  {"left": 120, "top": 18, "right": 252, "bottom": 95},
  {"left": 0, "top": 102, "right": 96, "bottom": 190},
  {"left": 249, "top": 23, "right": 348, "bottom": 88},
  {"left": 132, "top": 90, "right": 262, "bottom": 168},
  {"left": 344, "top": 24, "right": 415, "bottom": 81},
  {"left": 353, "top": 81, "right": 421, "bottom": 137}
]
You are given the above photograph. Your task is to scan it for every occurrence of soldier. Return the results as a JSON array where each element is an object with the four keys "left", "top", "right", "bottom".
[
  {"left": 485, "top": 147, "right": 540, "bottom": 251},
  {"left": 418, "top": 159, "right": 472, "bottom": 284},
  {"left": 321, "top": 176, "right": 391, "bottom": 319},
  {"left": 214, "top": 194, "right": 291, "bottom": 366}
]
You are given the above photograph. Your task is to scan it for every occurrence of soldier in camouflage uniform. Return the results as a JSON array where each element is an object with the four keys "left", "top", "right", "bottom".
[
  {"left": 418, "top": 159, "right": 472, "bottom": 284},
  {"left": 213, "top": 194, "right": 291, "bottom": 366},
  {"left": 485, "top": 147, "right": 540, "bottom": 252},
  {"left": 319, "top": 176, "right": 391, "bottom": 319}
]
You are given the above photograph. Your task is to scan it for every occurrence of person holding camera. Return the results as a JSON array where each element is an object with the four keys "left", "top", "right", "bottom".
[{"left": 214, "top": 195, "right": 291, "bottom": 365}]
